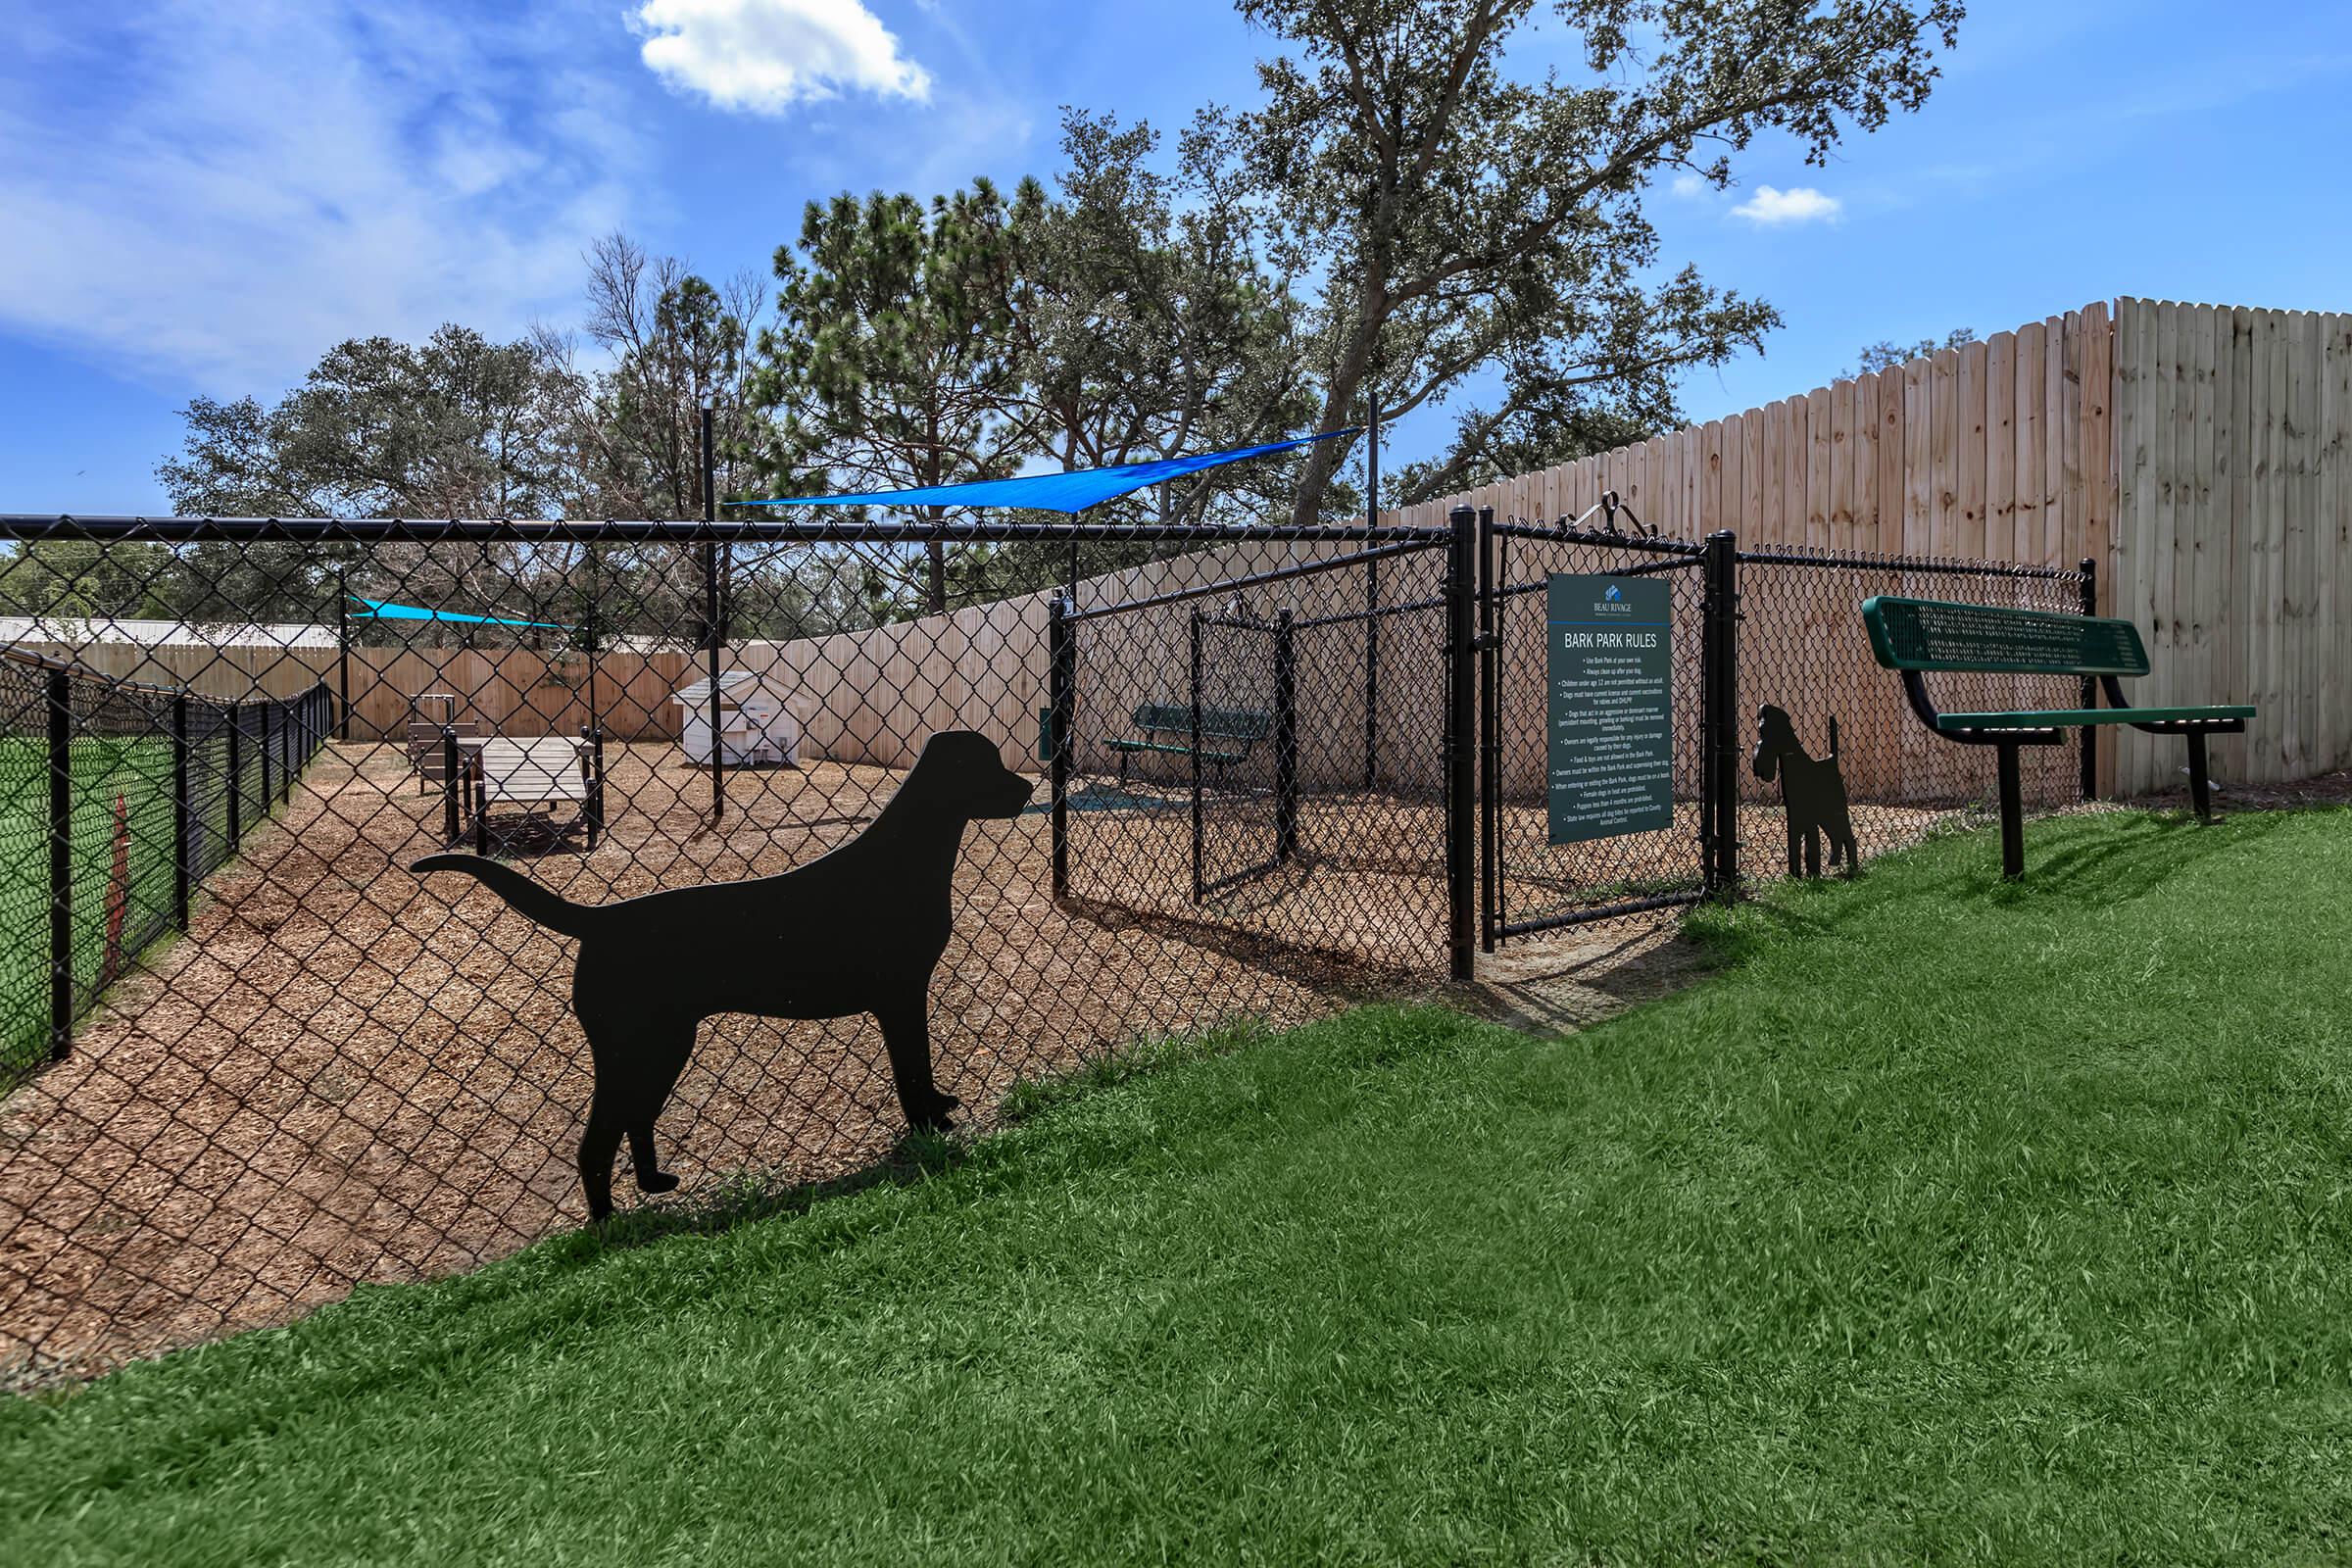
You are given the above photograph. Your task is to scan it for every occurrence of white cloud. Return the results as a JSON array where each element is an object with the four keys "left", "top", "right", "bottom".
[
  {"left": 1669, "top": 172, "right": 1706, "bottom": 199},
  {"left": 631, "top": 0, "right": 931, "bottom": 115},
  {"left": 0, "top": 2, "right": 641, "bottom": 390},
  {"left": 1730, "top": 185, "right": 1842, "bottom": 225}
]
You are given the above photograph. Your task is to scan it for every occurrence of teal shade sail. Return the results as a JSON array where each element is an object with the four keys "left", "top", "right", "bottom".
[{"left": 348, "top": 597, "right": 569, "bottom": 630}]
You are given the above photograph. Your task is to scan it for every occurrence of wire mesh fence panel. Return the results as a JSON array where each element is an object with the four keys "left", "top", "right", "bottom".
[
  {"left": 0, "top": 517, "right": 1453, "bottom": 1384},
  {"left": 0, "top": 660, "right": 52, "bottom": 1078},
  {"left": 1060, "top": 538, "right": 1451, "bottom": 974},
  {"left": 1733, "top": 548, "right": 2089, "bottom": 873}
]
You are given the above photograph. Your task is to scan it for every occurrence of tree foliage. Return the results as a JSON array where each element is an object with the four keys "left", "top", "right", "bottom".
[
  {"left": 139, "top": 0, "right": 1969, "bottom": 633},
  {"left": 1210, "top": 0, "right": 1962, "bottom": 520},
  {"left": 1849, "top": 326, "right": 1977, "bottom": 377}
]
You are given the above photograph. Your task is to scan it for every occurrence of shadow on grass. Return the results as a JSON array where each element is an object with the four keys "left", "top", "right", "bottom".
[
  {"left": 2004, "top": 808, "right": 2291, "bottom": 906},
  {"left": 1681, "top": 807, "right": 2292, "bottom": 967},
  {"left": 577, "top": 1131, "right": 972, "bottom": 1255},
  {"left": 576, "top": 1024, "right": 1276, "bottom": 1258}
]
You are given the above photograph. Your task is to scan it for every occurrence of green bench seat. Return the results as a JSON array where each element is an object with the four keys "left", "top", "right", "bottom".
[
  {"left": 1935, "top": 704, "right": 2257, "bottom": 731},
  {"left": 1107, "top": 704, "right": 1271, "bottom": 783},
  {"left": 1861, "top": 595, "right": 2255, "bottom": 878}
]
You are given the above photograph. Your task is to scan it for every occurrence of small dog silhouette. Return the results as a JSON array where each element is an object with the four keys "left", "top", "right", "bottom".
[
  {"left": 414, "top": 729, "right": 1033, "bottom": 1221},
  {"left": 1751, "top": 703, "right": 1860, "bottom": 879}
]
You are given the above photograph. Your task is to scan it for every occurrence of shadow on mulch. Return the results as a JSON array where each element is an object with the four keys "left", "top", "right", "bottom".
[{"left": 2128, "top": 766, "right": 2352, "bottom": 814}]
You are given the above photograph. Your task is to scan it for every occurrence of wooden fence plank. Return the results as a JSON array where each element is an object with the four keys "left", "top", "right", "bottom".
[
  {"left": 1785, "top": 393, "right": 1812, "bottom": 552},
  {"left": 1742, "top": 406, "right": 1767, "bottom": 536},
  {"left": 1830, "top": 376, "right": 1856, "bottom": 549},
  {"left": 1720, "top": 413, "right": 1745, "bottom": 538},
  {"left": 2015, "top": 321, "right": 2046, "bottom": 565},
  {"left": 1986, "top": 329, "right": 2019, "bottom": 568},
  {"left": 1854, "top": 371, "right": 1882, "bottom": 550},
  {"left": 1808, "top": 385, "right": 1835, "bottom": 551},
  {"left": 1955, "top": 340, "right": 1987, "bottom": 560}
]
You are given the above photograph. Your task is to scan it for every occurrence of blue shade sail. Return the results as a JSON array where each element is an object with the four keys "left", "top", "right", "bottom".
[
  {"left": 740, "top": 429, "right": 1356, "bottom": 514},
  {"left": 348, "top": 597, "right": 569, "bottom": 630}
]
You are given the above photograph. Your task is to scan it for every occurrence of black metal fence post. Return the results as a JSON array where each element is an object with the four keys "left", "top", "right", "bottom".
[
  {"left": 223, "top": 701, "right": 243, "bottom": 855},
  {"left": 1272, "top": 608, "right": 1298, "bottom": 863},
  {"left": 1701, "top": 530, "right": 1741, "bottom": 895},
  {"left": 702, "top": 405, "right": 725, "bottom": 825},
  {"left": 1189, "top": 609, "right": 1205, "bottom": 904},
  {"left": 1048, "top": 593, "right": 1074, "bottom": 900},
  {"left": 1445, "top": 505, "right": 1480, "bottom": 981},
  {"left": 257, "top": 701, "right": 273, "bottom": 818},
  {"left": 1363, "top": 395, "right": 1381, "bottom": 792},
  {"left": 336, "top": 568, "right": 353, "bottom": 742},
  {"left": 1477, "top": 504, "right": 1499, "bottom": 953},
  {"left": 171, "top": 693, "right": 192, "bottom": 934},
  {"left": 2079, "top": 555, "right": 2099, "bottom": 803},
  {"left": 46, "top": 670, "right": 73, "bottom": 1062},
  {"left": 441, "top": 724, "right": 462, "bottom": 845}
]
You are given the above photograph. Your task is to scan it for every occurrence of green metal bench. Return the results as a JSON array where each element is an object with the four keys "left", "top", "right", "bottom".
[
  {"left": 1861, "top": 596, "right": 2255, "bottom": 878},
  {"left": 1106, "top": 703, "right": 1271, "bottom": 785}
]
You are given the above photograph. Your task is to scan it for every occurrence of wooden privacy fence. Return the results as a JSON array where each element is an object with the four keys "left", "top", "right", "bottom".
[{"left": 1397, "top": 296, "right": 2351, "bottom": 796}]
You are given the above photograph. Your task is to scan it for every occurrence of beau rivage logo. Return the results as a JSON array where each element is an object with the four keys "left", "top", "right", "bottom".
[{"left": 1557, "top": 579, "right": 1659, "bottom": 651}]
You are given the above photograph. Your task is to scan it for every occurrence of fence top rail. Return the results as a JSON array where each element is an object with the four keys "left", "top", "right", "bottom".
[
  {"left": 2, "top": 638, "right": 198, "bottom": 700},
  {"left": 0, "top": 514, "right": 1452, "bottom": 547},
  {"left": 1062, "top": 536, "right": 1443, "bottom": 624},
  {"left": 1735, "top": 542, "right": 2088, "bottom": 583},
  {"left": 1491, "top": 517, "right": 1711, "bottom": 557}
]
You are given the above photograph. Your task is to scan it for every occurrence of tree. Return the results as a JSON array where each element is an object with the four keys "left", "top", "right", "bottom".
[
  {"left": 1208, "top": 0, "right": 1962, "bottom": 524},
  {"left": 749, "top": 180, "right": 1041, "bottom": 617},
  {"left": 1002, "top": 113, "right": 1315, "bottom": 525},
  {"left": 1848, "top": 326, "right": 1977, "bottom": 377},
  {"left": 0, "top": 540, "right": 176, "bottom": 620},
  {"left": 552, "top": 233, "right": 769, "bottom": 521},
  {"left": 155, "top": 324, "right": 578, "bottom": 628}
]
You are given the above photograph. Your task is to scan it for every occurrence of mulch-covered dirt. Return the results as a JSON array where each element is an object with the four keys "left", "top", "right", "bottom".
[
  {"left": 2129, "top": 766, "right": 2352, "bottom": 813},
  {"left": 0, "top": 743, "right": 1454, "bottom": 1381},
  {"left": 0, "top": 738, "right": 1992, "bottom": 1384}
]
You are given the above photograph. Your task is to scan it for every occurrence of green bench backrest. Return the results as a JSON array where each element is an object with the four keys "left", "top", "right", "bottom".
[
  {"left": 1133, "top": 703, "right": 1271, "bottom": 741},
  {"left": 1860, "top": 596, "right": 2149, "bottom": 676}
]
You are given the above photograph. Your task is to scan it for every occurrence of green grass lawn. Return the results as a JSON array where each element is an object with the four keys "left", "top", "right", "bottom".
[
  {"left": 5, "top": 808, "right": 2350, "bottom": 1562},
  {"left": 0, "top": 737, "right": 184, "bottom": 1079}
]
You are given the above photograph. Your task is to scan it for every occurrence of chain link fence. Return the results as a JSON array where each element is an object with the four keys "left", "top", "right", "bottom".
[
  {"left": 0, "top": 515, "right": 1458, "bottom": 1383},
  {"left": 0, "top": 510, "right": 2091, "bottom": 1383},
  {"left": 1732, "top": 544, "right": 2091, "bottom": 876},
  {"left": 1, "top": 650, "right": 331, "bottom": 1088}
]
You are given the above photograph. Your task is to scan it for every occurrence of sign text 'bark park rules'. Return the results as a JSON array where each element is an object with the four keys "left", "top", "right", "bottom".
[{"left": 1545, "top": 573, "right": 1674, "bottom": 844}]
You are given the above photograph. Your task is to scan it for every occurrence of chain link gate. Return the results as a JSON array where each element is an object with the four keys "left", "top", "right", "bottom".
[
  {"left": 1048, "top": 532, "right": 1452, "bottom": 975},
  {"left": 1476, "top": 511, "right": 1725, "bottom": 948}
]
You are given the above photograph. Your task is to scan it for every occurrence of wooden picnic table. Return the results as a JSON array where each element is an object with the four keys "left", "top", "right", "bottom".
[{"left": 455, "top": 734, "right": 606, "bottom": 853}]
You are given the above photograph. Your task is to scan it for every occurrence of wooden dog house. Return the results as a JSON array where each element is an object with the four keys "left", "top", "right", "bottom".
[{"left": 671, "top": 669, "right": 801, "bottom": 766}]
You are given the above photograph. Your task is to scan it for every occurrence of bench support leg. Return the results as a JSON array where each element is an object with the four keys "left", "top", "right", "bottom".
[
  {"left": 1996, "top": 741, "right": 2025, "bottom": 880},
  {"left": 2185, "top": 730, "right": 2214, "bottom": 823}
]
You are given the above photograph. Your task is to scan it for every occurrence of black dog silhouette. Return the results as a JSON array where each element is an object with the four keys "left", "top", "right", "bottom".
[
  {"left": 414, "top": 729, "right": 1033, "bottom": 1221},
  {"left": 1751, "top": 703, "right": 1860, "bottom": 879}
]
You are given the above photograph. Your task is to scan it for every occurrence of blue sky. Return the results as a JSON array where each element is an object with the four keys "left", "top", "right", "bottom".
[{"left": 2, "top": 0, "right": 2347, "bottom": 515}]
